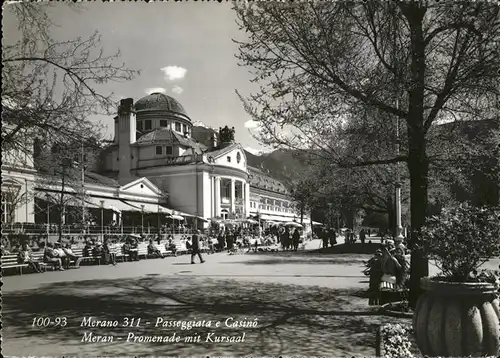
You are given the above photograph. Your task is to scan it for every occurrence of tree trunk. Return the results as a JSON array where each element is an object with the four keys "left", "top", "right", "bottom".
[
  {"left": 407, "top": 131, "right": 430, "bottom": 307},
  {"left": 386, "top": 196, "right": 395, "bottom": 237},
  {"left": 403, "top": 3, "right": 430, "bottom": 308},
  {"left": 58, "top": 168, "right": 65, "bottom": 243}
]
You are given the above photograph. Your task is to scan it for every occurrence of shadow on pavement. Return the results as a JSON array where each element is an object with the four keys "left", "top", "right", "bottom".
[
  {"left": 3, "top": 276, "right": 409, "bottom": 357},
  {"left": 232, "top": 258, "right": 365, "bottom": 266}
]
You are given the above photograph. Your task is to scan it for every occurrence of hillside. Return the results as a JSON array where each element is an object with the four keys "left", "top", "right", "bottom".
[{"left": 244, "top": 148, "right": 310, "bottom": 185}]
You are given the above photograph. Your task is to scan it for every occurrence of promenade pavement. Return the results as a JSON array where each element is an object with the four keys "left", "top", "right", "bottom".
[{"left": 3, "top": 239, "right": 497, "bottom": 357}]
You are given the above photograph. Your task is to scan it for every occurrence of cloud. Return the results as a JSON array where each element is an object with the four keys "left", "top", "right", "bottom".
[
  {"left": 144, "top": 87, "right": 166, "bottom": 95},
  {"left": 244, "top": 146, "right": 273, "bottom": 156},
  {"left": 172, "top": 85, "right": 184, "bottom": 95},
  {"left": 244, "top": 119, "right": 260, "bottom": 129},
  {"left": 161, "top": 66, "right": 187, "bottom": 81}
]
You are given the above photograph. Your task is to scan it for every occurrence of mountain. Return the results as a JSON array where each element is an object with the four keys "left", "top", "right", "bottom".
[{"left": 244, "top": 148, "right": 309, "bottom": 185}]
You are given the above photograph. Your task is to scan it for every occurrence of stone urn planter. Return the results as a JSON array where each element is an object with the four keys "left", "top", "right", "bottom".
[{"left": 413, "top": 276, "right": 500, "bottom": 357}]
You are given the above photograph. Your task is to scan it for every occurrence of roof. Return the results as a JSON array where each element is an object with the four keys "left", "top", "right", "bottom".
[
  {"left": 248, "top": 166, "right": 289, "bottom": 194},
  {"left": 134, "top": 92, "right": 189, "bottom": 120},
  {"left": 206, "top": 143, "right": 240, "bottom": 159},
  {"left": 84, "top": 172, "right": 121, "bottom": 188},
  {"left": 136, "top": 128, "right": 207, "bottom": 153}
]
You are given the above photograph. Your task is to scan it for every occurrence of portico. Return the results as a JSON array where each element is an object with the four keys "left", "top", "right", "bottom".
[{"left": 211, "top": 175, "right": 249, "bottom": 219}]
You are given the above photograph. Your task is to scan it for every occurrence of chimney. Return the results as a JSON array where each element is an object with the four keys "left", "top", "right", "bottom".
[
  {"left": 113, "top": 116, "right": 119, "bottom": 144},
  {"left": 118, "top": 98, "right": 136, "bottom": 184},
  {"left": 212, "top": 131, "right": 218, "bottom": 149}
]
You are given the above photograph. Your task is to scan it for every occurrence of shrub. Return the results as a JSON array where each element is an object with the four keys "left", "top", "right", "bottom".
[
  {"left": 381, "top": 323, "right": 414, "bottom": 358},
  {"left": 420, "top": 203, "right": 500, "bottom": 282}
]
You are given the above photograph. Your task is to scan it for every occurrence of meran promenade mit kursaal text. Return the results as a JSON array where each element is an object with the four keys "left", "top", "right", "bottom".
[{"left": 80, "top": 316, "right": 257, "bottom": 343}]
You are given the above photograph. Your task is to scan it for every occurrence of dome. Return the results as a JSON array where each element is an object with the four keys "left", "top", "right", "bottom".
[{"left": 134, "top": 92, "right": 189, "bottom": 119}]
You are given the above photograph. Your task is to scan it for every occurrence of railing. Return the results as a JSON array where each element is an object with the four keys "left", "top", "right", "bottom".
[{"left": 1, "top": 223, "right": 196, "bottom": 236}]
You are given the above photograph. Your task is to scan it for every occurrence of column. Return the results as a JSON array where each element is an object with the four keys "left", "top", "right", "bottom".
[
  {"left": 214, "top": 177, "right": 221, "bottom": 217},
  {"left": 245, "top": 182, "right": 251, "bottom": 218},
  {"left": 210, "top": 176, "right": 215, "bottom": 218},
  {"left": 230, "top": 178, "right": 236, "bottom": 216}
]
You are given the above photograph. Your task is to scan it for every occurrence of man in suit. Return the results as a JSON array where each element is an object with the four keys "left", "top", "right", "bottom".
[{"left": 190, "top": 230, "right": 205, "bottom": 264}]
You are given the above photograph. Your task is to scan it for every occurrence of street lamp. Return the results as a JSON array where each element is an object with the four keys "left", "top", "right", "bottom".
[
  {"left": 141, "top": 204, "right": 145, "bottom": 234},
  {"left": 100, "top": 200, "right": 104, "bottom": 239},
  {"left": 45, "top": 193, "right": 51, "bottom": 243}
]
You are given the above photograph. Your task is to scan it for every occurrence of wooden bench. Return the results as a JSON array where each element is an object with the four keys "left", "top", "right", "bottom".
[
  {"left": 1, "top": 254, "right": 48, "bottom": 275},
  {"left": 1, "top": 250, "right": 83, "bottom": 274},
  {"left": 146, "top": 244, "right": 173, "bottom": 258},
  {"left": 175, "top": 241, "right": 189, "bottom": 255}
]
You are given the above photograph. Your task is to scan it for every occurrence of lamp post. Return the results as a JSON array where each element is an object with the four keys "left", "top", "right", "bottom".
[
  {"left": 157, "top": 205, "right": 161, "bottom": 241},
  {"left": 100, "top": 200, "right": 104, "bottom": 240},
  {"left": 45, "top": 193, "right": 51, "bottom": 243},
  {"left": 391, "top": 6, "right": 404, "bottom": 241},
  {"left": 81, "top": 141, "right": 85, "bottom": 227},
  {"left": 141, "top": 204, "right": 145, "bottom": 234},
  {"left": 327, "top": 203, "right": 333, "bottom": 230}
]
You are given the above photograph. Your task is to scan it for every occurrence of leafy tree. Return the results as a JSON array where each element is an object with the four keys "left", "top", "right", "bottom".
[
  {"left": 35, "top": 138, "right": 101, "bottom": 241},
  {"left": 2, "top": 2, "right": 139, "bottom": 159},
  {"left": 234, "top": 1, "right": 500, "bottom": 306}
]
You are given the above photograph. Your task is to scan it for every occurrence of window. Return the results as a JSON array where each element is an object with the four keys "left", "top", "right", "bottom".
[
  {"left": 155, "top": 146, "right": 163, "bottom": 155},
  {"left": 166, "top": 146, "right": 173, "bottom": 155},
  {"left": 175, "top": 122, "right": 181, "bottom": 132},
  {"left": 183, "top": 124, "right": 187, "bottom": 134},
  {"left": 227, "top": 156, "right": 231, "bottom": 163},
  {"left": 160, "top": 120, "right": 168, "bottom": 127},
  {"left": 137, "top": 121, "right": 143, "bottom": 131},
  {"left": 1, "top": 190, "right": 16, "bottom": 224},
  {"left": 145, "top": 120, "right": 152, "bottom": 130},
  {"left": 223, "top": 182, "right": 231, "bottom": 199}
]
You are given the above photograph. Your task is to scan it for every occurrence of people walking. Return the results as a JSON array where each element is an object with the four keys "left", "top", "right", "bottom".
[
  {"left": 190, "top": 230, "right": 205, "bottom": 264},
  {"left": 360, "top": 229, "right": 366, "bottom": 244},
  {"left": 292, "top": 228, "right": 300, "bottom": 251},
  {"left": 321, "top": 229, "right": 329, "bottom": 249}
]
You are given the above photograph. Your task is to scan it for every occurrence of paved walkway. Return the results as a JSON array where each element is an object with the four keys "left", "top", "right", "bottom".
[
  {"left": 2, "top": 243, "right": 405, "bottom": 357},
  {"left": 4, "top": 240, "right": 496, "bottom": 357}
]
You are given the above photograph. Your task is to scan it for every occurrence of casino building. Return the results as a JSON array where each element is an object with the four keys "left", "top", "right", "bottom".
[
  {"left": 95, "top": 93, "right": 309, "bottom": 228},
  {"left": 2, "top": 93, "right": 311, "bottom": 231}
]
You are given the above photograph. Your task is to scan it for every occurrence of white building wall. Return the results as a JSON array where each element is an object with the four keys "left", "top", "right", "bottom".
[
  {"left": 200, "top": 171, "right": 211, "bottom": 219},
  {"left": 213, "top": 148, "right": 247, "bottom": 171},
  {"left": 164, "top": 172, "right": 197, "bottom": 216}
]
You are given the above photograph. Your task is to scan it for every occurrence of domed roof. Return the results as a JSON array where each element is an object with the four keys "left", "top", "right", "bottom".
[{"left": 134, "top": 92, "right": 189, "bottom": 119}]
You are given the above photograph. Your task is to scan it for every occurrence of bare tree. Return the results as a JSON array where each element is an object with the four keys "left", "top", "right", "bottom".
[
  {"left": 234, "top": 0, "right": 500, "bottom": 305},
  {"left": 2, "top": 2, "right": 139, "bottom": 159}
]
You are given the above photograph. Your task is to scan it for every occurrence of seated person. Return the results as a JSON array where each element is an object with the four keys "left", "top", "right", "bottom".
[
  {"left": 166, "top": 238, "right": 177, "bottom": 256},
  {"left": 92, "top": 243, "right": 104, "bottom": 262},
  {"left": 43, "top": 242, "right": 64, "bottom": 270},
  {"left": 123, "top": 239, "right": 139, "bottom": 261},
  {"left": 63, "top": 243, "right": 81, "bottom": 266},
  {"left": 103, "top": 239, "right": 117, "bottom": 265},
  {"left": 54, "top": 242, "right": 70, "bottom": 269},
  {"left": 17, "top": 243, "right": 42, "bottom": 273},
  {"left": 148, "top": 239, "right": 164, "bottom": 259},
  {"left": 83, "top": 241, "right": 92, "bottom": 257}
]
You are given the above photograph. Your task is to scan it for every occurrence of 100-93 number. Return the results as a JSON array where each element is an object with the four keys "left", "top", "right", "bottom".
[{"left": 32, "top": 317, "right": 67, "bottom": 327}]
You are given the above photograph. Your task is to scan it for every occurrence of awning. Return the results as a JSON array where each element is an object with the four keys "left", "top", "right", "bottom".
[
  {"left": 124, "top": 200, "right": 165, "bottom": 214},
  {"left": 37, "top": 192, "right": 102, "bottom": 209},
  {"left": 84, "top": 197, "right": 138, "bottom": 213},
  {"left": 260, "top": 214, "right": 294, "bottom": 223}
]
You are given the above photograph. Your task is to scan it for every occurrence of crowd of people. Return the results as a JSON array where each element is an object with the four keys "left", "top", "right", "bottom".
[{"left": 364, "top": 236, "right": 410, "bottom": 305}]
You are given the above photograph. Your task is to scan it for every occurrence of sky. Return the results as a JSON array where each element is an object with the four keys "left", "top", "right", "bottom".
[{"left": 3, "top": 1, "right": 267, "bottom": 155}]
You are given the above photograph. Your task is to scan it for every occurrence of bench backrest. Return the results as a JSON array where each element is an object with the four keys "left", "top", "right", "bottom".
[
  {"left": 154, "top": 244, "right": 168, "bottom": 254},
  {"left": 2, "top": 254, "right": 19, "bottom": 266}
]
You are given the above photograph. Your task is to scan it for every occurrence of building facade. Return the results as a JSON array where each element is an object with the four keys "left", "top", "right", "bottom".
[
  {"left": 1, "top": 93, "right": 309, "bottom": 230},
  {"left": 96, "top": 93, "right": 309, "bottom": 227}
]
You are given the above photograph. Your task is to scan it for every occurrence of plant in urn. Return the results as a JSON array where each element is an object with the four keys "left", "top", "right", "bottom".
[{"left": 413, "top": 203, "right": 500, "bottom": 357}]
